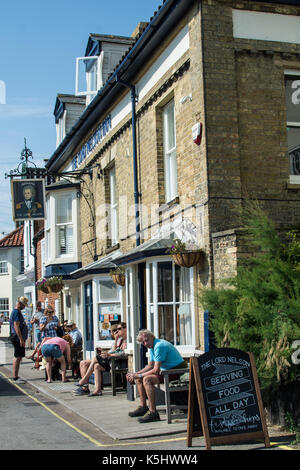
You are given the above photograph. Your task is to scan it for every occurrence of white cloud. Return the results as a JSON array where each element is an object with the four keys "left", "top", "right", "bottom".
[{"left": 0, "top": 103, "right": 51, "bottom": 119}]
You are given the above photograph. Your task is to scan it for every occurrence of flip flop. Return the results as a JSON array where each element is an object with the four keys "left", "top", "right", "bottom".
[{"left": 88, "top": 392, "right": 102, "bottom": 397}]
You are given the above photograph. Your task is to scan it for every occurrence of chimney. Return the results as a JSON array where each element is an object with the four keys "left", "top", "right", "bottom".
[{"left": 131, "top": 22, "right": 148, "bottom": 39}]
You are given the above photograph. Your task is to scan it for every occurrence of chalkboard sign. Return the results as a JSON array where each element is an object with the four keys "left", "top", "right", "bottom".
[{"left": 187, "top": 348, "right": 270, "bottom": 450}]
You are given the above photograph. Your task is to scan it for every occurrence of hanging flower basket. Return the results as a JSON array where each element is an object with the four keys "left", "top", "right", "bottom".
[
  {"left": 168, "top": 239, "right": 205, "bottom": 268},
  {"left": 172, "top": 250, "right": 204, "bottom": 268},
  {"left": 110, "top": 267, "right": 125, "bottom": 286},
  {"left": 39, "top": 285, "right": 51, "bottom": 294},
  {"left": 36, "top": 278, "right": 50, "bottom": 294},
  {"left": 48, "top": 283, "right": 64, "bottom": 293},
  {"left": 36, "top": 276, "right": 64, "bottom": 294},
  {"left": 111, "top": 273, "right": 126, "bottom": 286}
]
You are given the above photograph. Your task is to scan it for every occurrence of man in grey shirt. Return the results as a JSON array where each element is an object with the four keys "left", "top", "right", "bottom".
[{"left": 30, "top": 301, "right": 44, "bottom": 346}]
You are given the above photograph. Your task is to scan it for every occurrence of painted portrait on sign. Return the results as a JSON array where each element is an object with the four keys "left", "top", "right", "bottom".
[{"left": 11, "top": 179, "right": 45, "bottom": 221}]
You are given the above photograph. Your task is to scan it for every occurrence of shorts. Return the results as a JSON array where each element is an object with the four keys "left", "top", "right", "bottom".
[
  {"left": 34, "top": 329, "right": 42, "bottom": 344},
  {"left": 41, "top": 344, "right": 63, "bottom": 359},
  {"left": 12, "top": 337, "right": 25, "bottom": 358}
]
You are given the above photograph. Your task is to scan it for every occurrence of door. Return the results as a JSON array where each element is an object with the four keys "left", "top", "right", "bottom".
[{"left": 84, "top": 281, "right": 94, "bottom": 356}]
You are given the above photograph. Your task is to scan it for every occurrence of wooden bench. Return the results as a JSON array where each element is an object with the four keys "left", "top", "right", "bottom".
[
  {"left": 110, "top": 356, "right": 128, "bottom": 396},
  {"left": 156, "top": 368, "right": 189, "bottom": 423}
]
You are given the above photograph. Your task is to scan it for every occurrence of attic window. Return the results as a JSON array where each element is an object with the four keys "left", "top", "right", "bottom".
[{"left": 75, "top": 54, "right": 103, "bottom": 104}]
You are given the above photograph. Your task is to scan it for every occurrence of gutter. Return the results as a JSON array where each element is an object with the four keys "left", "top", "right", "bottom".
[{"left": 115, "top": 77, "right": 140, "bottom": 247}]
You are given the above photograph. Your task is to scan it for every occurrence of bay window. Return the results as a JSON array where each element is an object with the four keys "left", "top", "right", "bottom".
[
  {"left": 146, "top": 260, "right": 194, "bottom": 351},
  {"left": 45, "top": 189, "right": 79, "bottom": 264}
]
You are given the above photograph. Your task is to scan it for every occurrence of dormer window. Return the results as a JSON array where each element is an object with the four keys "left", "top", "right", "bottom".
[
  {"left": 75, "top": 34, "right": 134, "bottom": 107},
  {"left": 75, "top": 55, "right": 103, "bottom": 106}
]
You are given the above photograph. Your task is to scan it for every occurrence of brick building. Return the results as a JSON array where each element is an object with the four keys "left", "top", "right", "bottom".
[{"left": 44, "top": 0, "right": 300, "bottom": 373}]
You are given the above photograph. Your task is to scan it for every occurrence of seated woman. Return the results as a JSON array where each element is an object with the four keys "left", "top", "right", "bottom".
[{"left": 74, "top": 322, "right": 127, "bottom": 397}]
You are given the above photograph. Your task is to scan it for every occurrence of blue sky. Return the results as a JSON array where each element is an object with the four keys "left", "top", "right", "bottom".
[{"left": 0, "top": 0, "right": 161, "bottom": 235}]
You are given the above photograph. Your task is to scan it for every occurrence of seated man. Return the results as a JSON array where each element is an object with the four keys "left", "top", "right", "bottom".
[
  {"left": 66, "top": 320, "right": 82, "bottom": 347},
  {"left": 126, "top": 329, "right": 186, "bottom": 423},
  {"left": 74, "top": 322, "right": 127, "bottom": 397}
]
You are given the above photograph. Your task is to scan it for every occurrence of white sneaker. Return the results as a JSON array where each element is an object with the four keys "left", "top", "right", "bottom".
[{"left": 12, "top": 377, "right": 26, "bottom": 384}]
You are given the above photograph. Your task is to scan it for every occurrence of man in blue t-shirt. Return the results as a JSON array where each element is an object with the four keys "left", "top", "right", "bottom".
[
  {"left": 126, "top": 329, "right": 186, "bottom": 423},
  {"left": 9, "top": 296, "right": 29, "bottom": 384}
]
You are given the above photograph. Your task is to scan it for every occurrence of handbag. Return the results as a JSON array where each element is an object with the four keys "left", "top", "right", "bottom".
[{"left": 96, "top": 354, "right": 111, "bottom": 372}]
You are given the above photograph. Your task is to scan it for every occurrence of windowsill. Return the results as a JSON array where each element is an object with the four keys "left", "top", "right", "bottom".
[
  {"left": 156, "top": 196, "right": 180, "bottom": 215},
  {"left": 105, "top": 243, "right": 120, "bottom": 255},
  {"left": 287, "top": 182, "right": 300, "bottom": 190}
]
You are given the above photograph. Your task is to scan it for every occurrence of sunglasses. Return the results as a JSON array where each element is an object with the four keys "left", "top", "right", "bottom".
[{"left": 116, "top": 327, "right": 123, "bottom": 331}]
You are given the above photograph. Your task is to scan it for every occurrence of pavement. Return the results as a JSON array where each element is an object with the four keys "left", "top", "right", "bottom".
[{"left": 0, "top": 338, "right": 187, "bottom": 441}]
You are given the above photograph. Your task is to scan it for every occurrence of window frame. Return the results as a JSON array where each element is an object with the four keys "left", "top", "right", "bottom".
[
  {"left": 285, "top": 69, "right": 300, "bottom": 184},
  {"left": 0, "top": 298, "right": 9, "bottom": 316},
  {"left": 146, "top": 258, "right": 195, "bottom": 354},
  {"left": 95, "top": 276, "right": 123, "bottom": 346},
  {"left": 0, "top": 260, "right": 8, "bottom": 274},
  {"left": 75, "top": 53, "right": 104, "bottom": 106},
  {"left": 109, "top": 166, "right": 118, "bottom": 246},
  {"left": 45, "top": 189, "right": 79, "bottom": 265},
  {"left": 55, "top": 194, "right": 74, "bottom": 258},
  {"left": 162, "top": 99, "right": 178, "bottom": 202}
]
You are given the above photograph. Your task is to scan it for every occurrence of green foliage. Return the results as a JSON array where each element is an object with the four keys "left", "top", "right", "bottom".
[{"left": 199, "top": 201, "right": 300, "bottom": 392}]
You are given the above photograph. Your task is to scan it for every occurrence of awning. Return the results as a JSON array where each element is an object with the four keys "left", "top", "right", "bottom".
[
  {"left": 70, "top": 249, "right": 123, "bottom": 279},
  {"left": 70, "top": 237, "right": 175, "bottom": 279},
  {"left": 109, "top": 237, "right": 174, "bottom": 266}
]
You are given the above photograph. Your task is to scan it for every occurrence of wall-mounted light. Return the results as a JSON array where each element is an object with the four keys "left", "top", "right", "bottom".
[{"left": 179, "top": 94, "right": 192, "bottom": 104}]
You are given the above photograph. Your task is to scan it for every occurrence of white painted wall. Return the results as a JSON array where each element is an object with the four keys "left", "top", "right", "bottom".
[{"left": 233, "top": 9, "right": 300, "bottom": 45}]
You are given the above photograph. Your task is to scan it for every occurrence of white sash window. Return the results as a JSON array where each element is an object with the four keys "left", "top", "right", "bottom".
[
  {"left": 56, "top": 195, "right": 74, "bottom": 256},
  {"left": 146, "top": 260, "right": 195, "bottom": 352},
  {"left": 163, "top": 100, "right": 178, "bottom": 202}
]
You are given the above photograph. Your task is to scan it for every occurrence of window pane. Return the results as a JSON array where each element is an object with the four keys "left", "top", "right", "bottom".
[
  {"left": 287, "top": 127, "right": 300, "bottom": 175},
  {"left": 158, "top": 305, "right": 174, "bottom": 343},
  {"left": 0, "top": 261, "right": 8, "bottom": 274},
  {"left": 163, "top": 101, "right": 175, "bottom": 151},
  {"left": 286, "top": 77, "right": 300, "bottom": 123},
  {"left": 99, "top": 279, "right": 119, "bottom": 300},
  {"left": 0, "top": 298, "right": 9, "bottom": 310},
  {"left": 157, "top": 262, "right": 173, "bottom": 302},
  {"left": 176, "top": 304, "right": 192, "bottom": 345},
  {"left": 163, "top": 100, "right": 177, "bottom": 201},
  {"left": 58, "top": 225, "right": 73, "bottom": 255},
  {"left": 57, "top": 197, "right": 72, "bottom": 224}
]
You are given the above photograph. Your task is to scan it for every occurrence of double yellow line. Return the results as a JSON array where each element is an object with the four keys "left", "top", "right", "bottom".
[{"left": 0, "top": 370, "right": 296, "bottom": 450}]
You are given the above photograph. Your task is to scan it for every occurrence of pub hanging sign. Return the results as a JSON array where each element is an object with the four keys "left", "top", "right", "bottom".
[{"left": 11, "top": 178, "right": 46, "bottom": 221}]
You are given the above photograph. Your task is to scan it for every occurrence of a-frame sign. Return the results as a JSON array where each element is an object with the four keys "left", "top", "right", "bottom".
[{"left": 187, "top": 348, "right": 270, "bottom": 450}]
